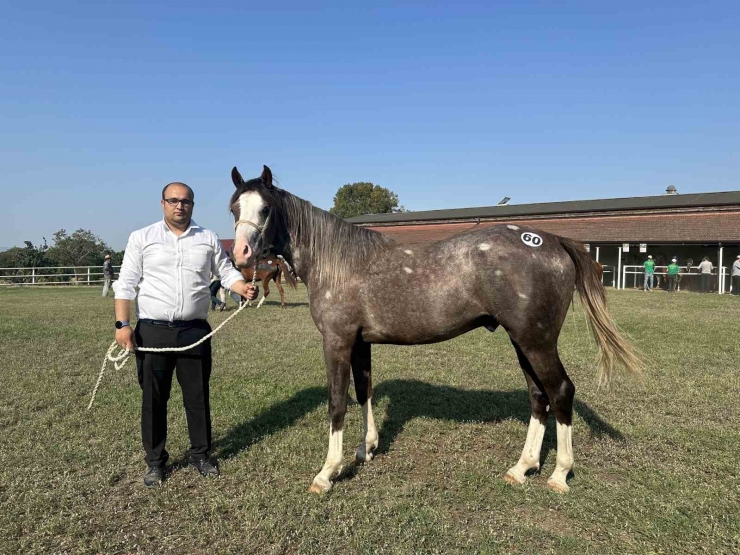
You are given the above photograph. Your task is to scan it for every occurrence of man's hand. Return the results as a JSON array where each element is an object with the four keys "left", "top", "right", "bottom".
[
  {"left": 115, "top": 327, "right": 137, "bottom": 352},
  {"left": 244, "top": 284, "right": 259, "bottom": 301},
  {"left": 231, "top": 280, "right": 259, "bottom": 301}
]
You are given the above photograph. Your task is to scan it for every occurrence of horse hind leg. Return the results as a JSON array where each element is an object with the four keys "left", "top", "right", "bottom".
[
  {"left": 274, "top": 270, "right": 286, "bottom": 308},
  {"left": 504, "top": 342, "right": 549, "bottom": 486},
  {"left": 351, "top": 339, "right": 378, "bottom": 463},
  {"left": 508, "top": 340, "right": 575, "bottom": 493}
]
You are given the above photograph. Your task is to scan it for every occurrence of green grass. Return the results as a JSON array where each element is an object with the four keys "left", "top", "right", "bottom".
[{"left": 1, "top": 286, "right": 739, "bottom": 554}]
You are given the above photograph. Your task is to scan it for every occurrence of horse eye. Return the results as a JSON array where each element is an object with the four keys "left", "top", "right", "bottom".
[{"left": 261, "top": 206, "right": 270, "bottom": 215}]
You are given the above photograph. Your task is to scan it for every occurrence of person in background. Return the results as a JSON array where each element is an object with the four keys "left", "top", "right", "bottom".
[
  {"left": 209, "top": 277, "right": 226, "bottom": 311},
  {"left": 643, "top": 255, "right": 655, "bottom": 291},
  {"left": 732, "top": 255, "right": 740, "bottom": 296},
  {"left": 102, "top": 254, "right": 114, "bottom": 297},
  {"left": 697, "top": 256, "right": 714, "bottom": 293},
  {"left": 666, "top": 258, "right": 680, "bottom": 293}
]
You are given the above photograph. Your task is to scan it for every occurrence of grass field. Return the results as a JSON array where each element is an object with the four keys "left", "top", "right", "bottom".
[{"left": 1, "top": 285, "right": 739, "bottom": 554}]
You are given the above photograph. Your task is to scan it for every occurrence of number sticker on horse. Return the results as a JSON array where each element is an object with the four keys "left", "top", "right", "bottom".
[{"left": 521, "top": 232, "right": 543, "bottom": 247}]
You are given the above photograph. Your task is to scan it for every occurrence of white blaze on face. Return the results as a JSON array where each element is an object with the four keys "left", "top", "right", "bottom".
[{"left": 233, "top": 191, "right": 267, "bottom": 266}]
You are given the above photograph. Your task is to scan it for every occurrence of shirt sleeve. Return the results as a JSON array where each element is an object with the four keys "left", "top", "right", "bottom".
[
  {"left": 211, "top": 233, "right": 244, "bottom": 291},
  {"left": 112, "top": 231, "right": 143, "bottom": 300}
]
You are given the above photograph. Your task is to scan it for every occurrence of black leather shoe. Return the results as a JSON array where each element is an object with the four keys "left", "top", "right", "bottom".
[
  {"left": 143, "top": 466, "right": 164, "bottom": 488},
  {"left": 188, "top": 456, "right": 219, "bottom": 477}
]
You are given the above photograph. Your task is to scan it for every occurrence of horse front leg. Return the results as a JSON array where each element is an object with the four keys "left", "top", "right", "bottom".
[
  {"left": 351, "top": 339, "right": 378, "bottom": 463},
  {"left": 309, "top": 334, "right": 353, "bottom": 494}
]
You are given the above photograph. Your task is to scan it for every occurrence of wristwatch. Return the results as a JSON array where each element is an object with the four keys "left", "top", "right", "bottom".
[{"left": 115, "top": 320, "right": 130, "bottom": 329}]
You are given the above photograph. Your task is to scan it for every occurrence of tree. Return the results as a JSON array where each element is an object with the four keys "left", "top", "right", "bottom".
[
  {"left": 329, "top": 182, "right": 407, "bottom": 219},
  {"left": 0, "top": 240, "right": 49, "bottom": 268},
  {"left": 47, "top": 229, "right": 111, "bottom": 267}
]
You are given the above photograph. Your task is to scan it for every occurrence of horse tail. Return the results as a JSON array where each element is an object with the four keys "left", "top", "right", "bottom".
[
  {"left": 559, "top": 237, "right": 643, "bottom": 385},
  {"left": 276, "top": 258, "right": 298, "bottom": 289}
]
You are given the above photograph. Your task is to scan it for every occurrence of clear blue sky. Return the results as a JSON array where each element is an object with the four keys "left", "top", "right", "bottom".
[{"left": 1, "top": 1, "right": 738, "bottom": 250}]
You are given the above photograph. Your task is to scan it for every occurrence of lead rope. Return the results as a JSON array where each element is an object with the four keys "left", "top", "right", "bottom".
[{"left": 87, "top": 256, "right": 265, "bottom": 411}]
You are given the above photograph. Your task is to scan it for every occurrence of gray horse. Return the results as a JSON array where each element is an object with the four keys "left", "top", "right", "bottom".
[{"left": 230, "top": 166, "right": 641, "bottom": 494}]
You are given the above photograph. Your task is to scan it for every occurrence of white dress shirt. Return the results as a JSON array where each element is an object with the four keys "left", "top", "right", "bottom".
[{"left": 113, "top": 219, "right": 244, "bottom": 321}]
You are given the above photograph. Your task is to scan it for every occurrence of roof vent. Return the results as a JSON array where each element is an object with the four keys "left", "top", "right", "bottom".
[
  {"left": 497, "top": 196, "right": 511, "bottom": 206},
  {"left": 665, "top": 185, "right": 678, "bottom": 195}
]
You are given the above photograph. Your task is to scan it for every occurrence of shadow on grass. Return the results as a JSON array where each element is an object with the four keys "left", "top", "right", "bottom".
[
  {"left": 214, "top": 386, "right": 326, "bottom": 460},
  {"left": 214, "top": 379, "right": 622, "bottom": 467}
]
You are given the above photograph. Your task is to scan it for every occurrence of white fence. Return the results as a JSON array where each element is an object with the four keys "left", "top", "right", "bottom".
[
  {"left": 620, "top": 265, "right": 731, "bottom": 293},
  {"left": 0, "top": 266, "right": 121, "bottom": 286}
]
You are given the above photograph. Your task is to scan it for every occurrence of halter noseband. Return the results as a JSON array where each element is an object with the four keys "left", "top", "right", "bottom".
[{"left": 233, "top": 209, "right": 271, "bottom": 233}]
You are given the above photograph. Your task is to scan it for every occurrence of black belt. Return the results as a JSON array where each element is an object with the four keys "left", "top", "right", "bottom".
[{"left": 138, "top": 319, "right": 206, "bottom": 328}]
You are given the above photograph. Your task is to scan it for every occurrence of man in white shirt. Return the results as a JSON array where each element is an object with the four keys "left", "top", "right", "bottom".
[
  {"left": 113, "top": 182, "right": 258, "bottom": 488},
  {"left": 697, "top": 256, "right": 714, "bottom": 293},
  {"left": 732, "top": 255, "right": 740, "bottom": 296}
]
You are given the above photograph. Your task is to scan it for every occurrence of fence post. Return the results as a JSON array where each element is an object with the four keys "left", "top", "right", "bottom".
[
  {"left": 87, "top": 267, "right": 90, "bottom": 285},
  {"left": 32, "top": 268, "right": 36, "bottom": 284}
]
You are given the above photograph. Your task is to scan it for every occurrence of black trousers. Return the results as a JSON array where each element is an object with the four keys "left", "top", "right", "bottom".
[
  {"left": 667, "top": 275, "right": 677, "bottom": 292},
  {"left": 701, "top": 274, "right": 712, "bottom": 293},
  {"left": 135, "top": 320, "right": 212, "bottom": 467},
  {"left": 732, "top": 275, "right": 740, "bottom": 295}
]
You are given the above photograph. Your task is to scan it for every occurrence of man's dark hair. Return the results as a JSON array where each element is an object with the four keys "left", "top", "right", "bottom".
[{"left": 162, "top": 182, "right": 195, "bottom": 200}]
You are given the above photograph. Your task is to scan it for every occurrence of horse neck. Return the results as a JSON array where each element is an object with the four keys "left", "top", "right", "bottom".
[{"left": 277, "top": 191, "right": 392, "bottom": 290}]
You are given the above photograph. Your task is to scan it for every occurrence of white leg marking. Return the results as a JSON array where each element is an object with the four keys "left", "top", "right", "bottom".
[
  {"left": 356, "top": 398, "right": 379, "bottom": 463},
  {"left": 505, "top": 416, "right": 546, "bottom": 485},
  {"left": 547, "top": 422, "right": 573, "bottom": 493},
  {"left": 403, "top": 266, "right": 414, "bottom": 274},
  {"left": 507, "top": 225, "right": 520, "bottom": 230},
  {"left": 478, "top": 243, "right": 492, "bottom": 251},
  {"left": 310, "top": 425, "right": 344, "bottom": 493}
]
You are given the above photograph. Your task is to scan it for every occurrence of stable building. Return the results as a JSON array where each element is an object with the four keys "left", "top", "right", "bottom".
[{"left": 346, "top": 188, "right": 740, "bottom": 293}]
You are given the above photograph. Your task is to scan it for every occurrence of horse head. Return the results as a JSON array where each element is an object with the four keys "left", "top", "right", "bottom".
[{"left": 230, "top": 165, "right": 285, "bottom": 268}]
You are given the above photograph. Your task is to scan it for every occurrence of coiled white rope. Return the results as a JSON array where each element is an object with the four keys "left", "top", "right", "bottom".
[{"left": 87, "top": 270, "right": 265, "bottom": 410}]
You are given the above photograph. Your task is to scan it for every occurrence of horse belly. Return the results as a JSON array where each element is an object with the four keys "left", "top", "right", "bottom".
[{"left": 360, "top": 300, "right": 490, "bottom": 345}]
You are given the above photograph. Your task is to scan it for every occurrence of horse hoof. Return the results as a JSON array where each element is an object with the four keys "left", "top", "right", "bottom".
[
  {"left": 355, "top": 448, "right": 374, "bottom": 464},
  {"left": 547, "top": 478, "right": 569, "bottom": 494},
  {"left": 308, "top": 477, "right": 332, "bottom": 494},
  {"left": 504, "top": 470, "right": 526, "bottom": 486}
]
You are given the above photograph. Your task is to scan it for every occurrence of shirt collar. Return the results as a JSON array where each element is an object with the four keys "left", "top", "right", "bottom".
[{"left": 161, "top": 218, "right": 201, "bottom": 237}]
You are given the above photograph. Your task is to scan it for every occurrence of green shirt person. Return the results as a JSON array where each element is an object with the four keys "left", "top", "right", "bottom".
[
  {"left": 643, "top": 255, "right": 656, "bottom": 291},
  {"left": 667, "top": 258, "right": 680, "bottom": 293},
  {"left": 643, "top": 258, "right": 655, "bottom": 274}
]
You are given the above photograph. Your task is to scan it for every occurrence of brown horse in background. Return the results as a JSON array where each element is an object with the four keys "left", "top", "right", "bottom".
[{"left": 238, "top": 254, "right": 297, "bottom": 308}]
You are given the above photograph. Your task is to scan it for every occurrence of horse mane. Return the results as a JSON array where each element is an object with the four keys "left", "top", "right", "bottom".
[{"left": 231, "top": 179, "right": 396, "bottom": 290}]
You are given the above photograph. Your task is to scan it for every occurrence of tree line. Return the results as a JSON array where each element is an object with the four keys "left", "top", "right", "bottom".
[
  {"left": 1, "top": 181, "right": 407, "bottom": 268},
  {"left": 0, "top": 229, "right": 121, "bottom": 268}
]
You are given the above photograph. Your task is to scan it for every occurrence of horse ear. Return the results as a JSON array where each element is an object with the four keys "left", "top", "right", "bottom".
[
  {"left": 232, "top": 166, "right": 244, "bottom": 187},
  {"left": 261, "top": 165, "right": 273, "bottom": 189}
]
